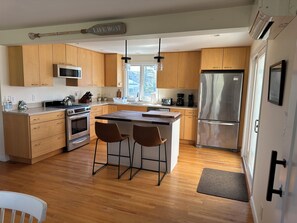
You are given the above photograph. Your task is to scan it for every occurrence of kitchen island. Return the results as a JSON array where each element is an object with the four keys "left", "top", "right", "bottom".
[{"left": 95, "top": 110, "right": 181, "bottom": 172}]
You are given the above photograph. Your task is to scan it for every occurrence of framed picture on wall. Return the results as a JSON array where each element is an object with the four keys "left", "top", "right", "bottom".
[{"left": 268, "top": 60, "right": 286, "bottom": 106}]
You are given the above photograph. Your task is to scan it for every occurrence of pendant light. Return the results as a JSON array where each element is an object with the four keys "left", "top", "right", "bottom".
[
  {"left": 154, "top": 38, "right": 164, "bottom": 71},
  {"left": 121, "top": 40, "right": 131, "bottom": 71}
]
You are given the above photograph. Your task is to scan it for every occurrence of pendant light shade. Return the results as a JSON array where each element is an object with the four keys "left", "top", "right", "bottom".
[
  {"left": 154, "top": 38, "right": 164, "bottom": 71},
  {"left": 121, "top": 40, "right": 131, "bottom": 71}
]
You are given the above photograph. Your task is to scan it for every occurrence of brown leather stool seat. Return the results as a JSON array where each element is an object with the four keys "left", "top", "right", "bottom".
[
  {"left": 130, "top": 125, "right": 167, "bottom": 186},
  {"left": 92, "top": 122, "right": 131, "bottom": 179}
]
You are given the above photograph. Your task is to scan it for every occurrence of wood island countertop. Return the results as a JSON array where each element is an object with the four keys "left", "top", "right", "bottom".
[{"left": 95, "top": 110, "right": 181, "bottom": 125}]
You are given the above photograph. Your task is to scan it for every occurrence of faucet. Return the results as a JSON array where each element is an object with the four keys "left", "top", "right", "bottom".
[{"left": 135, "top": 93, "right": 139, "bottom": 102}]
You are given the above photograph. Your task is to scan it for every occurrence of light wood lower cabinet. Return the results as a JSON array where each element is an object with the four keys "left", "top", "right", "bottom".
[
  {"left": 183, "top": 110, "right": 198, "bottom": 141},
  {"left": 3, "top": 111, "right": 66, "bottom": 164},
  {"left": 170, "top": 108, "right": 185, "bottom": 139},
  {"left": 171, "top": 108, "right": 197, "bottom": 142},
  {"left": 90, "top": 105, "right": 104, "bottom": 140}
]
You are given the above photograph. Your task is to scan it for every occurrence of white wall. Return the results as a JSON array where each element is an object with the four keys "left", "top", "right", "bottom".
[{"left": 251, "top": 17, "right": 297, "bottom": 222}]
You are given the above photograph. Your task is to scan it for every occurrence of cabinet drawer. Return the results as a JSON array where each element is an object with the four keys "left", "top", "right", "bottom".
[
  {"left": 31, "top": 119, "right": 65, "bottom": 141},
  {"left": 30, "top": 111, "right": 65, "bottom": 124},
  {"left": 91, "top": 106, "right": 103, "bottom": 113},
  {"left": 185, "top": 110, "right": 198, "bottom": 116},
  {"left": 31, "top": 133, "right": 65, "bottom": 158}
]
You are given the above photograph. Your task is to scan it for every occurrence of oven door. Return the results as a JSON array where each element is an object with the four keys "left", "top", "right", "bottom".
[{"left": 66, "top": 112, "right": 90, "bottom": 141}]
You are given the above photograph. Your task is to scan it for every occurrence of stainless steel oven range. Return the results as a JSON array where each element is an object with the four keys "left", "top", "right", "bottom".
[
  {"left": 66, "top": 106, "right": 90, "bottom": 151},
  {"left": 43, "top": 101, "right": 91, "bottom": 151}
]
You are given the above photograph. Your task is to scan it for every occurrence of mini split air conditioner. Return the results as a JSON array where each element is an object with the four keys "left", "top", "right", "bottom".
[{"left": 249, "top": 0, "right": 297, "bottom": 40}]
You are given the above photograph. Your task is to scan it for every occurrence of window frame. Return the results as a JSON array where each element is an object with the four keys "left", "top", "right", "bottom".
[{"left": 124, "top": 62, "right": 157, "bottom": 102}]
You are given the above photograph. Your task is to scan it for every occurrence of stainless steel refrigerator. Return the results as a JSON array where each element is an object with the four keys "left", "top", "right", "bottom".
[{"left": 196, "top": 71, "right": 243, "bottom": 150}]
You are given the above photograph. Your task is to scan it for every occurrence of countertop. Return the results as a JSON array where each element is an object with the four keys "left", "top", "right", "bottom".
[
  {"left": 89, "top": 101, "right": 198, "bottom": 110},
  {"left": 2, "top": 101, "right": 197, "bottom": 116},
  {"left": 95, "top": 110, "right": 181, "bottom": 125}
]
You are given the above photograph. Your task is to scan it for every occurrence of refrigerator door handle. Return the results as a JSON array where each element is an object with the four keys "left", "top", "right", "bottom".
[{"left": 200, "top": 120, "right": 236, "bottom": 126}]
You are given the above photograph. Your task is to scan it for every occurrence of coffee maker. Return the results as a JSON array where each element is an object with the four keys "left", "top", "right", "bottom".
[
  {"left": 176, "top": 93, "right": 184, "bottom": 106},
  {"left": 188, "top": 94, "right": 194, "bottom": 107}
]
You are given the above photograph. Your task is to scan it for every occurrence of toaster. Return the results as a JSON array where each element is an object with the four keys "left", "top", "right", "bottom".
[{"left": 161, "top": 98, "right": 173, "bottom": 106}]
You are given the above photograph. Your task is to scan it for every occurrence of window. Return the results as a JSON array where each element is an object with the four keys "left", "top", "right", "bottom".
[{"left": 126, "top": 64, "right": 157, "bottom": 102}]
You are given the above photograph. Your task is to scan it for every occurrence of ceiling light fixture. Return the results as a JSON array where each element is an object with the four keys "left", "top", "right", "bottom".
[
  {"left": 121, "top": 40, "right": 131, "bottom": 71},
  {"left": 154, "top": 38, "right": 164, "bottom": 71}
]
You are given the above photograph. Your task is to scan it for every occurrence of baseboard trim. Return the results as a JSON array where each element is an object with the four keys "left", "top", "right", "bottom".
[{"left": 250, "top": 196, "right": 259, "bottom": 223}]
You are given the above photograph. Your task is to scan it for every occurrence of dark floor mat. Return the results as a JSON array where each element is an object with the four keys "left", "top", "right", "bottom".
[{"left": 197, "top": 168, "right": 249, "bottom": 202}]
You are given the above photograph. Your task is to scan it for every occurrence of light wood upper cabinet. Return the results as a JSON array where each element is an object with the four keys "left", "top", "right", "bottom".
[
  {"left": 201, "top": 47, "right": 247, "bottom": 70},
  {"left": 8, "top": 44, "right": 53, "bottom": 87},
  {"left": 105, "top": 54, "right": 123, "bottom": 87},
  {"left": 200, "top": 48, "right": 223, "bottom": 70},
  {"left": 39, "top": 44, "right": 53, "bottom": 86},
  {"left": 223, "top": 47, "right": 247, "bottom": 69},
  {"left": 157, "top": 52, "right": 179, "bottom": 88},
  {"left": 177, "top": 52, "right": 201, "bottom": 89},
  {"left": 52, "top": 44, "right": 66, "bottom": 64},
  {"left": 65, "top": 45, "right": 77, "bottom": 66},
  {"left": 92, "top": 52, "right": 105, "bottom": 87},
  {"left": 66, "top": 48, "right": 93, "bottom": 86},
  {"left": 157, "top": 52, "right": 200, "bottom": 89}
]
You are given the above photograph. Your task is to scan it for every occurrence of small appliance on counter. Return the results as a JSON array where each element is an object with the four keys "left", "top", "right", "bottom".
[
  {"left": 18, "top": 100, "right": 27, "bottom": 111},
  {"left": 161, "top": 98, "right": 173, "bottom": 106},
  {"left": 176, "top": 93, "right": 184, "bottom": 106},
  {"left": 79, "top": 91, "right": 93, "bottom": 103},
  {"left": 188, "top": 94, "right": 194, "bottom": 107}
]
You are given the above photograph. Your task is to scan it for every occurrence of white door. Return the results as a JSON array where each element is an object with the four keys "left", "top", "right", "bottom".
[
  {"left": 243, "top": 48, "right": 266, "bottom": 187},
  {"left": 247, "top": 52, "right": 266, "bottom": 175}
]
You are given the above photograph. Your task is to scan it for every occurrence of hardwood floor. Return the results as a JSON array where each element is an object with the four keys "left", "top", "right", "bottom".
[{"left": 0, "top": 141, "right": 254, "bottom": 223}]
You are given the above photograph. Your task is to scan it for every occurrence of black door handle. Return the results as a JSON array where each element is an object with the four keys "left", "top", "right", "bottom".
[
  {"left": 254, "top": 119, "right": 259, "bottom": 133},
  {"left": 266, "top": 150, "right": 286, "bottom": 201}
]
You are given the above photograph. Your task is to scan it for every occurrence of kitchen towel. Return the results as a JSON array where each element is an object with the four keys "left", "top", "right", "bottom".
[{"left": 197, "top": 168, "right": 249, "bottom": 202}]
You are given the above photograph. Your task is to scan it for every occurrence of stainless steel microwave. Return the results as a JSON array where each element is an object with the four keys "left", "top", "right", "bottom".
[{"left": 53, "top": 64, "right": 82, "bottom": 79}]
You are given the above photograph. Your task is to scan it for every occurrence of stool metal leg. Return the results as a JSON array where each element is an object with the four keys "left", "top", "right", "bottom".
[
  {"left": 164, "top": 142, "right": 168, "bottom": 173},
  {"left": 117, "top": 137, "right": 132, "bottom": 179},
  {"left": 130, "top": 141, "right": 141, "bottom": 180},
  {"left": 92, "top": 138, "right": 108, "bottom": 175},
  {"left": 118, "top": 141, "right": 122, "bottom": 179},
  {"left": 158, "top": 145, "right": 161, "bottom": 185},
  {"left": 141, "top": 146, "right": 143, "bottom": 169}
]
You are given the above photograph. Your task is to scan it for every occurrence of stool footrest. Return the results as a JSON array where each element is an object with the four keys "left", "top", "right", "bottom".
[
  {"left": 107, "top": 153, "right": 130, "bottom": 159},
  {"left": 92, "top": 162, "right": 107, "bottom": 175},
  {"left": 141, "top": 157, "right": 167, "bottom": 163}
]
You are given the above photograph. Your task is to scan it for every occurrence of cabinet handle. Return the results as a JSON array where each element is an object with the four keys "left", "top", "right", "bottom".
[
  {"left": 33, "top": 126, "right": 40, "bottom": 130},
  {"left": 34, "top": 143, "right": 41, "bottom": 147},
  {"left": 41, "top": 83, "right": 48, "bottom": 86},
  {"left": 266, "top": 150, "right": 286, "bottom": 201},
  {"left": 32, "top": 118, "right": 40, "bottom": 121}
]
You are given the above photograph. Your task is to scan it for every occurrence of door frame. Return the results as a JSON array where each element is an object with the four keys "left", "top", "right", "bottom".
[{"left": 242, "top": 45, "right": 267, "bottom": 191}]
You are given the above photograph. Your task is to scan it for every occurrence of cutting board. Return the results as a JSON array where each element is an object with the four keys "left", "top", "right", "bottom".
[{"left": 142, "top": 111, "right": 180, "bottom": 118}]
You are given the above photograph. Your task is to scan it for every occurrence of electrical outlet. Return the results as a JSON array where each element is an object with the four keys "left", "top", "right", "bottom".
[{"left": 11, "top": 97, "right": 15, "bottom": 103}]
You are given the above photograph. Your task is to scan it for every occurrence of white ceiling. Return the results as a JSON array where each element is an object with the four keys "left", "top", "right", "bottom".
[
  {"left": 0, "top": 0, "right": 254, "bottom": 54},
  {"left": 72, "top": 29, "right": 253, "bottom": 54}
]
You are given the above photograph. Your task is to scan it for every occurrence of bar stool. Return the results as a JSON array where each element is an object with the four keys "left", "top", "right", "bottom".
[
  {"left": 130, "top": 125, "right": 167, "bottom": 186},
  {"left": 92, "top": 122, "right": 131, "bottom": 179}
]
